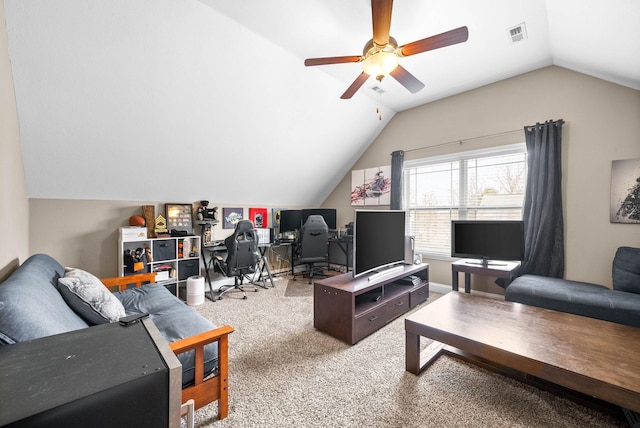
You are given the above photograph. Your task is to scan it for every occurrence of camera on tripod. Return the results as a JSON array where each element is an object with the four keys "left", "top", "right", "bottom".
[{"left": 197, "top": 200, "right": 217, "bottom": 221}]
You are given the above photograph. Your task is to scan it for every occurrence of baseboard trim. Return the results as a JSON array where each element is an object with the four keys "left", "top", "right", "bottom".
[
  {"left": 429, "top": 282, "right": 451, "bottom": 294},
  {"left": 430, "top": 282, "right": 503, "bottom": 300}
]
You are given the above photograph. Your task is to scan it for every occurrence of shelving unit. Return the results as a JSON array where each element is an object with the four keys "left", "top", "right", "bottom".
[
  {"left": 313, "top": 263, "right": 429, "bottom": 345},
  {"left": 118, "top": 228, "right": 201, "bottom": 296}
]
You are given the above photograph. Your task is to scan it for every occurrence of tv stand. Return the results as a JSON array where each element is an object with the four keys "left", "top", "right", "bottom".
[
  {"left": 452, "top": 259, "right": 521, "bottom": 293},
  {"left": 314, "top": 263, "right": 429, "bottom": 345}
]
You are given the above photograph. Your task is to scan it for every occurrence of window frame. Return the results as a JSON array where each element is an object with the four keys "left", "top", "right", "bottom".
[{"left": 403, "top": 143, "right": 527, "bottom": 260}]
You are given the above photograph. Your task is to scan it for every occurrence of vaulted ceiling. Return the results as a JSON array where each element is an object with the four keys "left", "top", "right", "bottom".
[{"left": 4, "top": 0, "right": 639, "bottom": 206}]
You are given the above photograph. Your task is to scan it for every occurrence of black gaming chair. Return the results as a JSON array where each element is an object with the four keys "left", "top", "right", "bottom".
[
  {"left": 293, "top": 215, "right": 329, "bottom": 284},
  {"left": 214, "top": 220, "right": 264, "bottom": 299}
]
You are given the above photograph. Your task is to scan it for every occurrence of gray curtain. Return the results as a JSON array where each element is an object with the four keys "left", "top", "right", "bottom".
[
  {"left": 390, "top": 150, "right": 404, "bottom": 210},
  {"left": 521, "top": 119, "right": 565, "bottom": 277}
]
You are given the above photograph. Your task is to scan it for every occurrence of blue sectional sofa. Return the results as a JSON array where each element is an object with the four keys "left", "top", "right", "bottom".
[
  {"left": 0, "top": 253, "right": 232, "bottom": 418},
  {"left": 506, "top": 247, "right": 640, "bottom": 327}
]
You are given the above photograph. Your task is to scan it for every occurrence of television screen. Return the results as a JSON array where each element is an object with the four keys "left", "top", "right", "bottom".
[
  {"left": 279, "top": 210, "right": 302, "bottom": 232},
  {"left": 302, "top": 208, "right": 337, "bottom": 230},
  {"left": 353, "top": 210, "right": 406, "bottom": 277},
  {"left": 451, "top": 220, "right": 524, "bottom": 262}
]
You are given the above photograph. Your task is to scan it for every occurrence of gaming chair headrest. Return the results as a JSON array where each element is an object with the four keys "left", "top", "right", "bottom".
[
  {"left": 304, "top": 215, "right": 327, "bottom": 227},
  {"left": 235, "top": 220, "right": 254, "bottom": 233}
]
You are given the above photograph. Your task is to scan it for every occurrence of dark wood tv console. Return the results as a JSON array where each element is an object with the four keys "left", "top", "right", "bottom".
[{"left": 314, "top": 263, "right": 429, "bottom": 345}]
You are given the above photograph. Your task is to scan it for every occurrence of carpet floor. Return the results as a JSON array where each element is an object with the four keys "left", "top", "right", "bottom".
[{"left": 190, "top": 276, "right": 625, "bottom": 427}]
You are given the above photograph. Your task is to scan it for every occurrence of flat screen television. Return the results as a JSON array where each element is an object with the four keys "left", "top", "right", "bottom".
[
  {"left": 279, "top": 210, "right": 302, "bottom": 232},
  {"left": 451, "top": 220, "right": 524, "bottom": 265},
  {"left": 302, "top": 208, "right": 337, "bottom": 230},
  {"left": 353, "top": 210, "right": 407, "bottom": 278}
]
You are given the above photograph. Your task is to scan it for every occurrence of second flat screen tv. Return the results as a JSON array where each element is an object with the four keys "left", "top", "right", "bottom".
[
  {"left": 451, "top": 220, "right": 524, "bottom": 263},
  {"left": 353, "top": 210, "right": 406, "bottom": 278}
]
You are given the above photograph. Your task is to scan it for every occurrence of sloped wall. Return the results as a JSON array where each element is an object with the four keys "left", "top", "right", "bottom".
[{"left": 0, "top": 1, "right": 29, "bottom": 280}]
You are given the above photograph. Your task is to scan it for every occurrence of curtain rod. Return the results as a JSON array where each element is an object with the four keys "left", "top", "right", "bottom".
[{"left": 403, "top": 128, "right": 523, "bottom": 154}]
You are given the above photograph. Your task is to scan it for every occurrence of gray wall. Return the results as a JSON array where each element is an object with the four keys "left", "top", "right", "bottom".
[
  {"left": 0, "top": 1, "right": 29, "bottom": 280},
  {"left": 323, "top": 66, "right": 640, "bottom": 292},
  {"left": 28, "top": 200, "right": 303, "bottom": 278}
]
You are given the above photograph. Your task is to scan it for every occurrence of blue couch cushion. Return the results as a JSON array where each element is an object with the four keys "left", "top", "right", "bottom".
[
  {"left": 0, "top": 254, "right": 89, "bottom": 344},
  {"left": 114, "top": 284, "right": 219, "bottom": 387},
  {"left": 506, "top": 274, "right": 640, "bottom": 327},
  {"left": 612, "top": 246, "right": 640, "bottom": 294}
]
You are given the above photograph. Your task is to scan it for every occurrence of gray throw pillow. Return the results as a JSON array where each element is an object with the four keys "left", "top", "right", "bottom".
[
  {"left": 58, "top": 268, "right": 126, "bottom": 324},
  {"left": 612, "top": 247, "right": 640, "bottom": 294}
]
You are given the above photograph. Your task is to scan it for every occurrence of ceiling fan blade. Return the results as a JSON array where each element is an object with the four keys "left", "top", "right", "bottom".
[
  {"left": 399, "top": 26, "right": 469, "bottom": 57},
  {"left": 372, "top": 0, "right": 393, "bottom": 46},
  {"left": 304, "top": 56, "right": 362, "bottom": 67},
  {"left": 390, "top": 65, "right": 425, "bottom": 93},
  {"left": 341, "top": 72, "right": 370, "bottom": 99}
]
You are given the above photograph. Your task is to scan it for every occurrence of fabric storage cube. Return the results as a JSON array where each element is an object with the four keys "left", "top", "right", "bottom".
[
  {"left": 153, "top": 239, "right": 176, "bottom": 261},
  {"left": 178, "top": 259, "right": 200, "bottom": 281}
]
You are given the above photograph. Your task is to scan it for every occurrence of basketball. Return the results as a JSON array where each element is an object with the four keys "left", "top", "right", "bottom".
[{"left": 129, "top": 215, "right": 146, "bottom": 227}]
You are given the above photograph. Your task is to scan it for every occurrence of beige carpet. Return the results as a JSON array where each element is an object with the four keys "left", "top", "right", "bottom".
[
  {"left": 191, "top": 276, "right": 625, "bottom": 427},
  {"left": 283, "top": 279, "right": 314, "bottom": 297}
]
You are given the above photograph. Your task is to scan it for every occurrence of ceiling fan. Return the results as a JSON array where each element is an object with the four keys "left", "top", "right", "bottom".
[{"left": 304, "top": 0, "right": 469, "bottom": 99}]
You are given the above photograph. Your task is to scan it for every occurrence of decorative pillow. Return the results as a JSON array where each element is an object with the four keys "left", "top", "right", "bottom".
[
  {"left": 612, "top": 247, "right": 640, "bottom": 294},
  {"left": 57, "top": 268, "right": 126, "bottom": 324}
]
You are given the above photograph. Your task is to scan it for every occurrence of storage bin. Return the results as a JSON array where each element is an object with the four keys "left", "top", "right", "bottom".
[
  {"left": 178, "top": 259, "right": 200, "bottom": 281},
  {"left": 153, "top": 239, "right": 176, "bottom": 261}
]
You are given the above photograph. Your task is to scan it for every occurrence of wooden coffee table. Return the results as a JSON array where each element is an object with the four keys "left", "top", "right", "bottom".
[{"left": 405, "top": 292, "right": 640, "bottom": 413}]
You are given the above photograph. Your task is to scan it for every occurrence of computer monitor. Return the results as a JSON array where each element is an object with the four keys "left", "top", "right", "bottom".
[
  {"left": 279, "top": 210, "right": 302, "bottom": 232},
  {"left": 302, "top": 208, "right": 337, "bottom": 230}
]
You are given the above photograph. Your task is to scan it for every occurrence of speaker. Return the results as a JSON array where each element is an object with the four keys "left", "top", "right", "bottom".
[
  {"left": 404, "top": 235, "right": 415, "bottom": 265},
  {"left": 1, "top": 320, "right": 181, "bottom": 427}
]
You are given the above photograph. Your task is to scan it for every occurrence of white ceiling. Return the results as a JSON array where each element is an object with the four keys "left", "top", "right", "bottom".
[{"left": 4, "top": 0, "right": 640, "bottom": 207}]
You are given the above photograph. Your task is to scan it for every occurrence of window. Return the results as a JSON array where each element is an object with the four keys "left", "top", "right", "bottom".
[{"left": 404, "top": 144, "right": 526, "bottom": 259}]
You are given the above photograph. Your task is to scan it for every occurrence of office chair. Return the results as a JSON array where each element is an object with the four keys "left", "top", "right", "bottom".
[
  {"left": 293, "top": 215, "right": 329, "bottom": 284},
  {"left": 214, "top": 220, "right": 264, "bottom": 299}
]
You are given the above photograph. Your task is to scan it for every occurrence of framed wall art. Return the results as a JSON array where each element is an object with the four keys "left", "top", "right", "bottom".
[
  {"left": 272, "top": 208, "right": 284, "bottom": 227},
  {"left": 351, "top": 165, "right": 391, "bottom": 206},
  {"left": 611, "top": 158, "right": 640, "bottom": 223},
  {"left": 223, "top": 207, "right": 243, "bottom": 229},
  {"left": 165, "top": 203, "right": 193, "bottom": 234},
  {"left": 249, "top": 207, "right": 268, "bottom": 228}
]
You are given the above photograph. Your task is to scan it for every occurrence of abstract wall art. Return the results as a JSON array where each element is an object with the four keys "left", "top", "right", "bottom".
[{"left": 611, "top": 158, "right": 640, "bottom": 224}]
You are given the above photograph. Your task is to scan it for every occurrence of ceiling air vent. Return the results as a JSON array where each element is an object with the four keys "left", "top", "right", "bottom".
[
  {"left": 507, "top": 23, "right": 527, "bottom": 43},
  {"left": 371, "top": 86, "right": 385, "bottom": 94}
]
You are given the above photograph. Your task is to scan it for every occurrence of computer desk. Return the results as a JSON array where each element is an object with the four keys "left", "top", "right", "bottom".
[
  {"left": 270, "top": 239, "right": 296, "bottom": 275},
  {"left": 328, "top": 237, "right": 352, "bottom": 271},
  {"left": 201, "top": 241, "right": 226, "bottom": 300},
  {"left": 201, "top": 241, "right": 274, "bottom": 300},
  {"left": 284, "top": 237, "right": 352, "bottom": 274},
  {"left": 257, "top": 243, "right": 275, "bottom": 288}
]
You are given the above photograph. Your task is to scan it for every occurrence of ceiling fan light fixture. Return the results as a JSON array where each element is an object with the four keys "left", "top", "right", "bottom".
[
  {"left": 303, "top": 3, "right": 468, "bottom": 100},
  {"left": 362, "top": 45, "right": 399, "bottom": 77}
]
